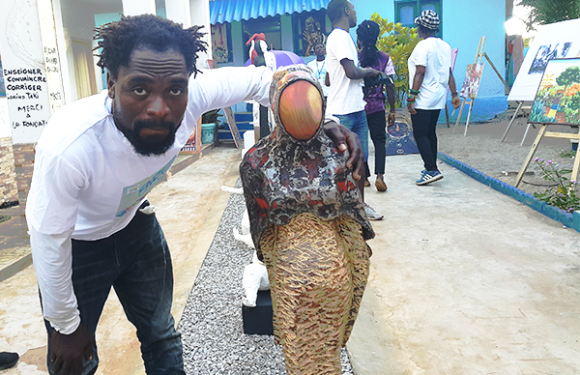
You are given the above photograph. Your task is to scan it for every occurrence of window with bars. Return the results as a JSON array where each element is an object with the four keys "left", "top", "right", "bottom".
[{"left": 395, "top": 0, "right": 442, "bottom": 36}]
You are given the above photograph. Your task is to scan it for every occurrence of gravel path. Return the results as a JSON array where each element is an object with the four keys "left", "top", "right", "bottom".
[{"left": 179, "top": 189, "right": 355, "bottom": 375}]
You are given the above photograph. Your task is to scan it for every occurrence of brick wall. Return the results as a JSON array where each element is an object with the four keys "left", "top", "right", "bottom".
[
  {"left": 0, "top": 137, "right": 18, "bottom": 204},
  {"left": 12, "top": 143, "right": 36, "bottom": 208},
  {"left": 12, "top": 143, "right": 36, "bottom": 236}
]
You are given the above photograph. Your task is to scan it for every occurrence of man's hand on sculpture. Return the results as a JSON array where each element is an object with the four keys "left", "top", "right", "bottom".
[
  {"left": 50, "top": 323, "right": 94, "bottom": 375},
  {"left": 322, "top": 122, "right": 365, "bottom": 180}
]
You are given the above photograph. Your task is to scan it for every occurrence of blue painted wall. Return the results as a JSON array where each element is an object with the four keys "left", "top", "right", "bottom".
[
  {"left": 216, "top": 1, "right": 509, "bottom": 121},
  {"left": 350, "top": 0, "right": 508, "bottom": 122},
  {"left": 441, "top": 0, "right": 508, "bottom": 122}
]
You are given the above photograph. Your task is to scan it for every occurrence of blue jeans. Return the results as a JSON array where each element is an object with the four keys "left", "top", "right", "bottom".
[
  {"left": 335, "top": 110, "right": 369, "bottom": 162},
  {"left": 43, "top": 201, "right": 184, "bottom": 375}
]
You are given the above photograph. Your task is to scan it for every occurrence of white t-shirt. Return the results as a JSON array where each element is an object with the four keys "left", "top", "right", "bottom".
[
  {"left": 306, "top": 58, "right": 330, "bottom": 97},
  {"left": 408, "top": 37, "right": 452, "bottom": 110},
  {"left": 326, "top": 28, "right": 365, "bottom": 115},
  {"left": 26, "top": 66, "right": 272, "bottom": 334}
]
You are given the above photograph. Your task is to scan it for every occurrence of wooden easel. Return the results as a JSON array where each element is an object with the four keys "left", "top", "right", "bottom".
[
  {"left": 454, "top": 37, "right": 486, "bottom": 136},
  {"left": 500, "top": 101, "right": 534, "bottom": 144},
  {"left": 454, "top": 36, "right": 510, "bottom": 136},
  {"left": 445, "top": 48, "right": 459, "bottom": 128},
  {"left": 207, "top": 59, "right": 243, "bottom": 148},
  {"left": 515, "top": 124, "right": 580, "bottom": 188}
]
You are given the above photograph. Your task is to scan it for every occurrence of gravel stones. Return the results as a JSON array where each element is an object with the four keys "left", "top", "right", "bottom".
[{"left": 178, "top": 188, "right": 355, "bottom": 374}]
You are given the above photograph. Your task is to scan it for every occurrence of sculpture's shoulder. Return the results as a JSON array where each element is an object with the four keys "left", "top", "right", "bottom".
[{"left": 241, "top": 136, "right": 276, "bottom": 173}]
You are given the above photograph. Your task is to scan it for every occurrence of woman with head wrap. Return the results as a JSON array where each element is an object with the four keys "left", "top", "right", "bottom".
[
  {"left": 407, "top": 10, "right": 461, "bottom": 185},
  {"left": 356, "top": 20, "right": 396, "bottom": 192},
  {"left": 240, "top": 65, "right": 374, "bottom": 375}
]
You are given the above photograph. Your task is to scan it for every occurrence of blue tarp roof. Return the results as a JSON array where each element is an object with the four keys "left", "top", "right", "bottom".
[{"left": 210, "top": 0, "right": 331, "bottom": 24}]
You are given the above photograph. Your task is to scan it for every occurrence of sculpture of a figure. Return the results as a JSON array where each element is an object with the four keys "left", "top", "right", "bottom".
[
  {"left": 240, "top": 65, "right": 374, "bottom": 375},
  {"left": 302, "top": 17, "right": 326, "bottom": 57}
]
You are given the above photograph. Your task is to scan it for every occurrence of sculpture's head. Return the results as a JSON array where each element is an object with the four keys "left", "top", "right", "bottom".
[{"left": 270, "top": 65, "right": 325, "bottom": 142}]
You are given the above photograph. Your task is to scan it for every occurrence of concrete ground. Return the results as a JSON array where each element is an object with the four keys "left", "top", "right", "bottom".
[{"left": 1, "top": 143, "right": 579, "bottom": 374}]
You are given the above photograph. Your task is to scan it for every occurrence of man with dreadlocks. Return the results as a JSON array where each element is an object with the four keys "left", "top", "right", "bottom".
[
  {"left": 356, "top": 20, "right": 396, "bottom": 192},
  {"left": 25, "top": 14, "right": 363, "bottom": 375}
]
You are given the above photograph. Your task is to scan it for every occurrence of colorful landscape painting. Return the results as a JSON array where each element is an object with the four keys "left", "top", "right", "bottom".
[
  {"left": 530, "top": 58, "right": 580, "bottom": 125},
  {"left": 460, "top": 63, "right": 484, "bottom": 99}
]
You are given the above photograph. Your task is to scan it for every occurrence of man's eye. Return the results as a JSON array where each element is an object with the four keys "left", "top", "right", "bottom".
[
  {"left": 169, "top": 88, "right": 183, "bottom": 96},
  {"left": 133, "top": 88, "right": 147, "bottom": 96}
]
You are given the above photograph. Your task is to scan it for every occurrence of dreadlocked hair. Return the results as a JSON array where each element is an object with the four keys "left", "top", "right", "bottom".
[
  {"left": 94, "top": 14, "right": 207, "bottom": 79},
  {"left": 356, "top": 20, "right": 380, "bottom": 68}
]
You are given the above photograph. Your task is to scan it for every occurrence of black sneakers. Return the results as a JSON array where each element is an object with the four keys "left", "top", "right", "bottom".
[{"left": 0, "top": 352, "right": 19, "bottom": 370}]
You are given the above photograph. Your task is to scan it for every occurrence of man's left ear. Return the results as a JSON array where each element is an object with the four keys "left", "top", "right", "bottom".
[
  {"left": 344, "top": 5, "right": 351, "bottom": 17},
  {"left": 106, "top": 71, "right": 116, "bottom": 99}
]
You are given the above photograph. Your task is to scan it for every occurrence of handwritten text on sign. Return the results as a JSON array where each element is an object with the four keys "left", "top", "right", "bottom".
[{"left": 3, "top": 68, "right": 49, "bottom": 129}]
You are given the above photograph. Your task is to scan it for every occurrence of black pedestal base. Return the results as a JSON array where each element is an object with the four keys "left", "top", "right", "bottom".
[{"left": 242, "top": 290, "right": 273, "bottom": 335}]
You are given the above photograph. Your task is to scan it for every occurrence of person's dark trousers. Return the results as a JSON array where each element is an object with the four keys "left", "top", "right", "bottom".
[
  {"left": 411, "top": 109, "right": 441, "bottom": 171},
  {"left": 367, "top": 110, "right": 387, "bottom": 176},
  {"left": 43, "top": 201, "right": 184, "bottom": 375}
]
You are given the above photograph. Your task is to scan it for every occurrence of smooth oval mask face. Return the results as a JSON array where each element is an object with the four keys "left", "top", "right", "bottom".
[{"left": 279, "top": 80, "right": 322, "bottom": 141}]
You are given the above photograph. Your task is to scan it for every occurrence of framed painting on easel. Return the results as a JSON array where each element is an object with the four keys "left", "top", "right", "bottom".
[
  {"left": 515, "top": 57, "right": 580, "bottom": 187},
  {"left": 454, "top": 36, "right": 510, "bottom": 136},
  {"left": 459, "top": 63, "right": 484, "bottom": 100},
  {"left": 502, "top": 18, "right": 580, "bottom": 144}
]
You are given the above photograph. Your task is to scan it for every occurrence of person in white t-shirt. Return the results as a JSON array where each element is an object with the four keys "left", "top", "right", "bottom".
[
  {"left": 407, "top": 10, "right": 461, "bottom": 186},
  {"left": 325, "top": 0, "right": 384, "bottom": 221},
  {"left": 26, "top": 15, "right": 364, "bottom": 375},
  {"left": 306, "top": 42, "right": 330, "bottom": 99}
]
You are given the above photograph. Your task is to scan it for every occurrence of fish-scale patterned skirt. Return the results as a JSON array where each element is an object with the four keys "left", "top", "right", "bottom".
[{"left": 259, "top": 212, "right": 371, "bottom": 375}]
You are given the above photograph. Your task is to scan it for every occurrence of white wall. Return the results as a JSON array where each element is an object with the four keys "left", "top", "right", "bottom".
[
  {"left": 0, "top": 0, "right": 53, "bottom": 144},
  {"left": 190, "top": 0, "right": 212, "bottom": 69},
  {"left": 58, "top": 0, "right": 103, "bottom": 103}
]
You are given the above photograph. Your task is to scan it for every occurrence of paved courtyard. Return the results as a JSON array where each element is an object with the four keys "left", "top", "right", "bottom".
[{"left": 1, "top": 144, "right": 579, "bottom": 374}]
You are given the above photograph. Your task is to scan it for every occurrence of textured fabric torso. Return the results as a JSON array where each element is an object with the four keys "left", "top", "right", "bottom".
[
  {"left": 260, "top": 213, "right": 371, "bottom": 375},
  {"left": 240, "top": 132, "right": 374, "bottom": 258},
  {"left": 362, "top": 51, "right": 391, "bottom": 114}
]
